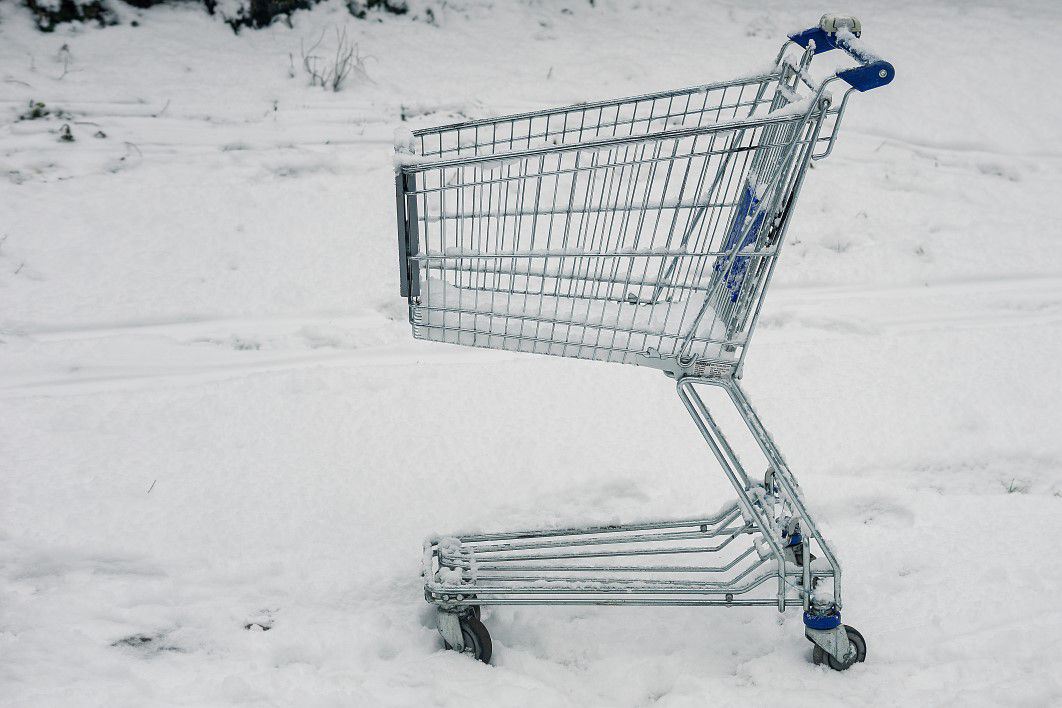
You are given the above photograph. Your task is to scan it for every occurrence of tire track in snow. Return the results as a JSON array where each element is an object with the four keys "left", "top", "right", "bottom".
[
  {"left": 0, "top": 343, "right": 517, "bottom": 399},
  {"left": 762, "top": 274, "right": 1062, "bottom": 339},
  {"left": 2, "top": 275, "right": 1060, "bottom": 398}
]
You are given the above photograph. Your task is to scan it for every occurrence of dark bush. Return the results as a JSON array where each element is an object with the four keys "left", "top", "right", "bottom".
[
  {"left": 24, "top": 0, "right": 427, "bottom": 32},
  {"left": 347, "top": 0, "right": 407, "bottom": 20},
  {"left": 25, "top": 0, "right": 117, "bottom": 31}
]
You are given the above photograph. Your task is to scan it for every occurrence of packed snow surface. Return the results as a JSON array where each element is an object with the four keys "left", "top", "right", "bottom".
[{"left": 2, "top": 1, "right": 1062, "bottom": 706}]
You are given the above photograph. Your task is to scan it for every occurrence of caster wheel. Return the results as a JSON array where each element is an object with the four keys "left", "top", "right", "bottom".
[
  {"left": 443, "top": 614, "right": 492, "bottom": 664},
  {"left": 813, "top": 625, "right": 866, "bottom": 671}
]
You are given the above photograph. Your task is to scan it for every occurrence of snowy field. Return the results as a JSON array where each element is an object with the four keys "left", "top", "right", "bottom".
[{"left": 2, "top": 0, "right": 1062, "bottom": 705}]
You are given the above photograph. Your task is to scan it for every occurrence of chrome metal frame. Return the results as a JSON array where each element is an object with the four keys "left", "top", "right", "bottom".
[{"left": 396, "top": 26, "right": 880, "bottom": 667}]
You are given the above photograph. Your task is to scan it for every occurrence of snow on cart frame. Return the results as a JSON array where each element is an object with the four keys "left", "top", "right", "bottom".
[{"left": 393, "top": 14, "right": 893, "bottom": 670}]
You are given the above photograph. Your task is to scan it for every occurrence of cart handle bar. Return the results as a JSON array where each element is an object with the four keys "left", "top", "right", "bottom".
[{"left": 788, "top": 14, "right": 894, "bottom": 92}]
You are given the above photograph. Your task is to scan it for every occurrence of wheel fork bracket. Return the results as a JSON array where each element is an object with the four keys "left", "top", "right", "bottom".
[
  {"left": 805, "top": 624, "right": 854, "bottom": 664},
  {"left": 437, "top": 610, "right": 465, "bottom": 652}
]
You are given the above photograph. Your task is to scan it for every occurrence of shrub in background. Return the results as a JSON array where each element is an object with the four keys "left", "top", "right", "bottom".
[{"left": 23, "top": 0, "right": 414, "bottom": 31}]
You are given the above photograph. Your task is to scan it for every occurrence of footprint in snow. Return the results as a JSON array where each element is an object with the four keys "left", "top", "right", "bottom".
[
  {"left": 244, "top": 608, "right": 278, "bottom": 632},
  {"left": 112, "top": 631, "right": 182, "bottom": 654}
]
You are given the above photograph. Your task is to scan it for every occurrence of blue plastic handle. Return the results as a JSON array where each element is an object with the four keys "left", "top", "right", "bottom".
[{"left": 788, "top": 26, "right": 895, "bottom": 92}]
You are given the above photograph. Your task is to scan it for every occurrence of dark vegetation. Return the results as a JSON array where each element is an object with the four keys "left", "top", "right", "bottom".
[{"left": 23, "top": 0, "right": 411, "bottom": 33}]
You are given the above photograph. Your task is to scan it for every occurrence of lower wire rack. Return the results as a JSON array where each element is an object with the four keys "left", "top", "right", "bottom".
[{"left": 423, "top": 498, "right": 834, "bottom": 610}]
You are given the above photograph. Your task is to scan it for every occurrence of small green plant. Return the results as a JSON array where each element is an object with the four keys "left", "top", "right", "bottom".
[
  {"left": 19, "top": 101, "right": 49, "bottom": 120},
  {"left": 1002, "top": 478, "right": 1029, "bottom": 494},
  {"left": 18, "top": 100, "right": 72, "bottom": 122}
]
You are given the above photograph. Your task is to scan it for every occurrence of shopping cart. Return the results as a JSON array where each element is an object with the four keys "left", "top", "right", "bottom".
[{"left": 393, "top": 14, "right": 893, "bottom": 670}]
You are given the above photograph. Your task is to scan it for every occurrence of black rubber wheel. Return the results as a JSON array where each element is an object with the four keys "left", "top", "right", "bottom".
[
  {"left": 443, "top": 614, "right": 492, "bottom": 664},
  {"left": 812, "top": 625, "right": 866, "bottom": 671}
]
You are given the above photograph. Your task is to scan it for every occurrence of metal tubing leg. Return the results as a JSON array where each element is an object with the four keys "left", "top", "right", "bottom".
[
  {"left": 676, "top": 375, "right": 842, "bottom": 613},
  {"left": 676, "top": 377, "right": 789, "bottom": 610},
  {"left": 721, "top": 380, "right": 843, "bottom": 609}
]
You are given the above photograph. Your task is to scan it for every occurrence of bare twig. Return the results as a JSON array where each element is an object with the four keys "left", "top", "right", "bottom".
[
  {"left": 300, "top": 26, "right": 370, "bottom": 92},
  {"left": 55, "top": 44, "right": 72, "bottom": 80},
  {"left": 300, "top": 29, "right": 326, "bottom": 86}
]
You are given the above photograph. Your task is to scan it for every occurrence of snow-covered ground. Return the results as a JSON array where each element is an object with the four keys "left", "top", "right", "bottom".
[{"left": 2, "top": 1, "right": 1061, "bottom": 705}]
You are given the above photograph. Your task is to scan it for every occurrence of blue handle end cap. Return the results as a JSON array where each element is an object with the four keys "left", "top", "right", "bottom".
[{"left": 837, "top": 60, "right": 895, "bottom": 91}]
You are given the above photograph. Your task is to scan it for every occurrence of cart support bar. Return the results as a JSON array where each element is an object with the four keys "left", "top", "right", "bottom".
[{"left": 788, "top": 15, "right": 894, "bottom": 92}]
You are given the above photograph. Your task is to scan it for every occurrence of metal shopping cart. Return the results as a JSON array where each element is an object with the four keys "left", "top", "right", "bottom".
[{"left": 393, "top": 14, "right": 893, "bottom": 670}]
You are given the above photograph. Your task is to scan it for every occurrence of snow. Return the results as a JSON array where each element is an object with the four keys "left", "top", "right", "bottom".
[
  {"left": 2, "top": 0, "right": 1062, "bottom": 706},
  {"left": 414, "top": 276, "right": 732, "bottom": 360},
  {"left": 392, "top": 125, "right": 415, "bottom": 154},
  {"left": 436, "top": 567, "right": 464, "bottom": 586}
]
